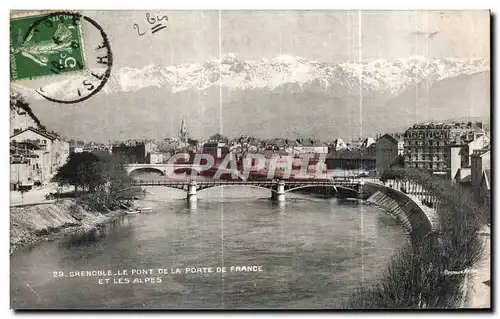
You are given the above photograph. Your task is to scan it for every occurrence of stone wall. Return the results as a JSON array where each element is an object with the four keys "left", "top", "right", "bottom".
[{"left": 364, "top": 182, "right": 434, "bottom": 243}]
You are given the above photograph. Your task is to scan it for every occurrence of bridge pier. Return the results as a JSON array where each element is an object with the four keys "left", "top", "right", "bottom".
[
  {"left": 187, "top": 200, "right": 197, "bottom": 211},
  {"left": 271, "top": 180, "right": 285, "bottom": 201},
  {"left": 187, "top": 180, "right": 197, "bottom": 202}
]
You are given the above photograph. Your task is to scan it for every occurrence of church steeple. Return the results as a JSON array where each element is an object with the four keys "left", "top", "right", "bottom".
[
  {"left": 179, "top": 117, "right": 189, "bottom": 148},
  {"left": 180, "top": 117, "right": 188, "bottom": 137}
]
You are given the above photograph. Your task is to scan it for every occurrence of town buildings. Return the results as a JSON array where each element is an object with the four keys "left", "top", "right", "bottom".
[
  {"left": 403, "top": 122, "right": 488, "bottom": 179},
  {"left": 109, "top": 119, "right": 197, "bottom": 164},
  {"left": 329, "top": 138, "right": 350, "bottom": 152},
  {"left": 10, "top": 140, "right": 41, "bottom": 189},
  {"left": 111, "top": 141, "right": 158, "bottom": 164},
  {"left": 146, "top": 151, "right": 165, "bottom": 164},
  {"left": 375, "top": 134, "right": 400, "bottom": 177},
  {"left": 470, "top": 148, "right": 491, "bottom": 206},
  {"left": 451, "top": 134, "right": 490, "bottom": 185},
  {"left": 400, "top": 121, "right": 491, "bottom": 211},
  {"left": 325, "top": 149, "right": 376, "bottom": 172},
  {"left": 10, "top": 127, "right": 69, "bottom": 189},
  {"left": 202, "top": 141, "right": 230, "bottom": 162}
]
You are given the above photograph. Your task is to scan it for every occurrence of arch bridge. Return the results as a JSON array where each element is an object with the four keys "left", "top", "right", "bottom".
[
  {"left": 125, "top": 163, "right": 203, "bottom": 176},
  {"left": 132, "top": 179, "right": 365, "bottom": 202}
]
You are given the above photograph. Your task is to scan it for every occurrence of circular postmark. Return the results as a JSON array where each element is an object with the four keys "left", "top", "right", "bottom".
[{"left": 21, "top": 11, "right": 113, "bottom": 104}]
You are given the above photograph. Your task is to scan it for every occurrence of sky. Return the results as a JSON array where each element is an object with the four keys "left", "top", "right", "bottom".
[
  {"left": 81, "top": 10, "right": 490, "bottom": 68},
  {"left": 16, "top": 10, "right": 490, "bottom": 89},
  {"left": 11, "top": 10, "right": 491, "bottom": 142}
]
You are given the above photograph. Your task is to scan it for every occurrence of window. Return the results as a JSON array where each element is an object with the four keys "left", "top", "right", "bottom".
[{"left": 41, "top": 140, "right": 47, "bottom": 145}]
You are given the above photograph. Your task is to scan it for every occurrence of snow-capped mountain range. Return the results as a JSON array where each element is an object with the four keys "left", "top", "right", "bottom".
[
  {"left": 12, "top": 53, "right": 489, "bottom": 100},
  {"left": 11, "top": 54, "right": 490, "bottom": 142}
]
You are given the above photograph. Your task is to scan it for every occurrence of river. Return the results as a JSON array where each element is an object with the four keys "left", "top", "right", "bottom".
[{"left": 10, "top": 182, "right": 408, "bottom": 309}]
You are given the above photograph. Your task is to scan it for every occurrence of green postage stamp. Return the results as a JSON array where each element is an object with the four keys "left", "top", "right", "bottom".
[{"left": 10, "top": 12, "right": 86, "bottom": 81}]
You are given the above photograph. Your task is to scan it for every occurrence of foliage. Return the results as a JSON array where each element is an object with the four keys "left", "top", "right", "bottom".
[
  {"left": 346, "top": 240, "right": 464, "bottom": 309},
  {"left": 379, "top": 168, "right": 407, "bottom": 183},
  {"left": 187, "top": 138, "right": 198, "bottom": 146},
  {"left": 52, "top": 152, "right": 103, "bottom": 192},
  {"left": 10, "top": 92, "right": 45, "bottom": 130},
  {"left": 345, "top": 168, "right": 488, "bottom": 309},
  {"left": 209, "top": 133, "right": 228, "bottom": 142},
  {"left": 52, "top": 152, "right": 143, "bottom": 211},
  {"left": 390, "top": 155, "right": 405, "bottom": 168}
]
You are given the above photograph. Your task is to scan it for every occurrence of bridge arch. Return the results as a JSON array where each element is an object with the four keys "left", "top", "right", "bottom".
[
  {"left": 285, "top": 184, "right": 339, "bottom": 194},
  {"left": 196, "top": 184, "right": 275, "bottom": 194},
  {"left": 128, "top": 167, "right": 165, "bottom": 176},
  {"left": 172, "top": 167, "right": 202, "bottom": 175}
]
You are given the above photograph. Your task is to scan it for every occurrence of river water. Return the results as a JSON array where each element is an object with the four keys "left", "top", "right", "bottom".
[{"left": 11, "top": 183, "right": 408, "bottom": 309}]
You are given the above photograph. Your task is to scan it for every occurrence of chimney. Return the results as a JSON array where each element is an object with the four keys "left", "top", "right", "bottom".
[{"left": 455, "top": 133, "right": 461, "bottom": 145}]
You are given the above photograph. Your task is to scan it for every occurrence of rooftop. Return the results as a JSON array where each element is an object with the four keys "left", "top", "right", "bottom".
[
  {"left": 472, "top": 147, "right": 490, "bottom": 157},
  {"left": 407, "top": 121, "right": 485, "bottom": 132},
  {"left": 10, "top": 127, "right": 58, "bottom": 141},
  {"left": 376, "top": 133, "right": 398, "bottom": 144}
]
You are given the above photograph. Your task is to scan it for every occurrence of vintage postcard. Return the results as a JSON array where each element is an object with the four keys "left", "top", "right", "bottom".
[{"left": 9, "top": 10, "right": 491, "bottom": 310}]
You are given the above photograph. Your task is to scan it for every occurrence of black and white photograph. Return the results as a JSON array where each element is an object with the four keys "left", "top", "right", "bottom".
[{"left": 8, "top": 9, "right": 491, "bottom": 310}]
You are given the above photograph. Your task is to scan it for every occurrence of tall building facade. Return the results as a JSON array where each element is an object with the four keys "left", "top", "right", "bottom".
[
  {"left": 403, "top": 123, "right": 451, "bottom": 173},
  {"left": 403, "top": 122, "right": 486, "bottom": 178}
]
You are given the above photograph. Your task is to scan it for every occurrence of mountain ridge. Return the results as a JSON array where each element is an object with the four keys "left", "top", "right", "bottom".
[
  {"left": 10, "top": 54, "right": 490, "bottom": 142},
  {"left": 11, "top": 54, "right": 489, "bottom": 101}
]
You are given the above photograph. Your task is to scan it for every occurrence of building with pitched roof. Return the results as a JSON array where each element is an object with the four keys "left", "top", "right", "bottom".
[
  {"left": 10, "top": 127, "right": 70, "bottom": 187},
  {"left": 10, "top": 127, "right": 57, "bottom": 185},
  {"left": 375, "top": 134, "right": 399, "bottom": 177}
]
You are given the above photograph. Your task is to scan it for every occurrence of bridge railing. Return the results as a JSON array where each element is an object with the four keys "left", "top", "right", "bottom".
[{"left": 131, "top": 178, "right": 362, "bottom": 187}]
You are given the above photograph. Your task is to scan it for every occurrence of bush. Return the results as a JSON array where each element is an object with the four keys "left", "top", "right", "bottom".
[{"left": 345, "top": 168, "right": 488, "bottom": 309}]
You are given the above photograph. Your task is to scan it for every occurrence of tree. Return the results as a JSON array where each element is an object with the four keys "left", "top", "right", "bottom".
[
  {"left": 187, "top": 138, "right": 198, "bottom": 146},
  {"left": 52, "top": 152, "right": 103, "bottom": 192},
  {"left": 391, "top": 155, "right": 405, "bottom": 168},
  {"left": 209, "top": 133, "right": 228, "bottom": 143},
  {"left": 52, "top": 152, "right": 143, "bottom": 211},
  {"left": 10, "top": 92, "right": 45, "bottom": 130},
  {"left": 380, "top": 168, "right": 407, "bottom": 182}
]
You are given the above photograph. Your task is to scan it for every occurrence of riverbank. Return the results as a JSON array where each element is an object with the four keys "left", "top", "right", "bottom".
[{"left": 10, "top": 199, "right": 126, "bottom": 254}]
